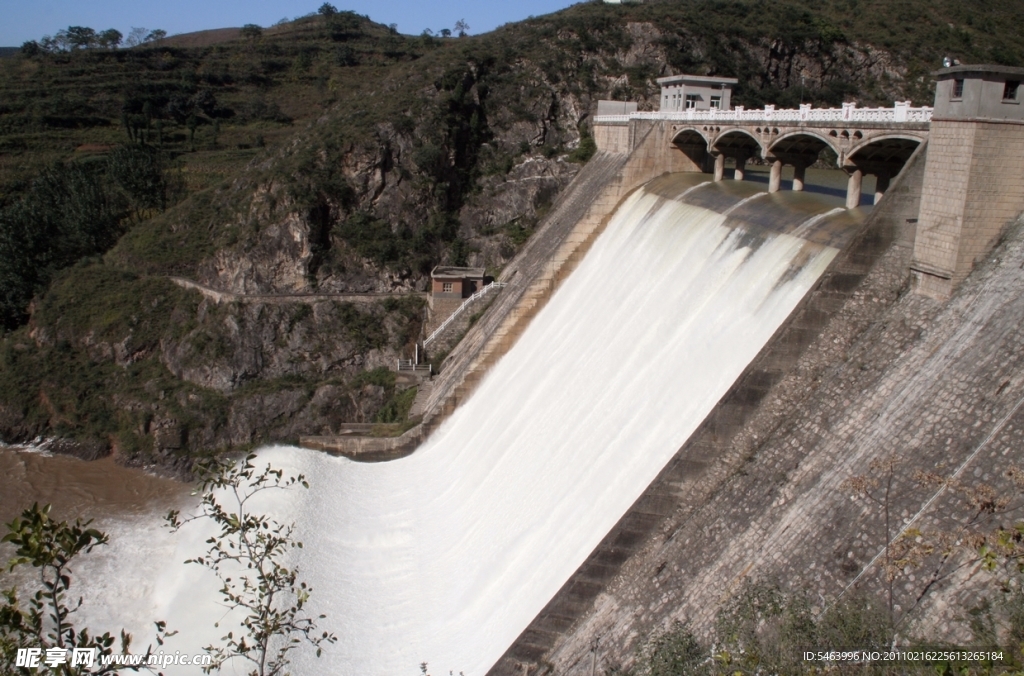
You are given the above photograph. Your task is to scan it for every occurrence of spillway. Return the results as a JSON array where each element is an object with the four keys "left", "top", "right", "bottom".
[
  {"left": 282, "top": 175, "right": 847, "bottom": 674},
  {"left": 71, "top": 175, "right": 855, "bottom": 674}
]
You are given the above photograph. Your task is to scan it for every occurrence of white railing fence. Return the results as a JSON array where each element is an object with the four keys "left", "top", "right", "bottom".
[
  {"left": 594, "top": 101, "right": 932, "bottom": 125},
  {"left": 423, "top": 281, "right": 508, "bottom": 348},
  {"left": 396, "top": 359, "right": 432, "bottom": 374}
]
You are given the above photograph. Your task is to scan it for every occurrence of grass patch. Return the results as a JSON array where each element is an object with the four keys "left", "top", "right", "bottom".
[{"left": 374, "top": 385, "right": 417, "bottom": 424}]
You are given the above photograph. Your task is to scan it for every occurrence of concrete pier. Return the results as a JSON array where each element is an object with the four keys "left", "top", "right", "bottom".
[
  {"left": 845, "top": 168, "right": 863, "bottom": 209},
  {"left": 734, "top": 156, "right": 746, "bottom": 181},
  {"left": 792, "top": 163, "right": 806, "bottom": 191},
  {"left": 768, "top": 159, "right": 782, "bottom": 193}
]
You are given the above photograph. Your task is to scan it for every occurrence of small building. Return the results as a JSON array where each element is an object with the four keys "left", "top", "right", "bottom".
[
  {"left": 430, "top": 266, "right": 485, "bottom": 302},
  {"left": 657, "top": 74, "right": 738, "bottom": 112},
  {"left": 931, "top": 64, "right": 1024, "bottom": 122},
  {"left": 427, "top": 266, "right": 487, "bottom": 337}
]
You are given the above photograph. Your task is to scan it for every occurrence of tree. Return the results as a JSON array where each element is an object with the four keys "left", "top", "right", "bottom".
[
  {"left": 166, "top": 454, "right": 336, "bottom": 676},
  {"left": 454, "top": 19, "right": 470, "bottom": 37},
  {"left": 568, "top": 126, "right": 597, "bottom": 164},
  {"left": 439, "top": 28, "right": 452, "bottom": 38},
  {"left": 107, "top": 145, "right": 169, "bottom": 217},
  {"left": 0, "top": 504, "right": 170, "bottom": 674},
  {"left": 125, "top": 28, "right": 147, "bottom": 48},
  {"left": 317, "top": 3, "right": 338, "bottom": 16},
  {"left": 240, "top": 24, "right": 263, "bottom": 41},
  {"left": 48, "top": 30, "right": 71, "bottom": 52},
  {"left": 0, "top": 161, "right": 128, "bottom": 329},
  {"left": 20, "top": 41, "right": 41, "bottom": 57},
  {"left": 143, "top": 30, "right": 166, "bottom": 44},
  {"left": 65, "top": 26, "right": 97, "bottom": 50},
  {"left": 98, "top": 29, "right": 122, "bottom": 49}
]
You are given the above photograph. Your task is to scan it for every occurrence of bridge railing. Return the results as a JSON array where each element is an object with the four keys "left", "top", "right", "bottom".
[{"left": 594, "top": 102, "right": 932, "bottom": 125}]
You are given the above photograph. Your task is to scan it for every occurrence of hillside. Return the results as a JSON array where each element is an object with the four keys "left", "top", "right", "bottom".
[{"left": 1, "top": 0, "right": 1022, "bottom": 472}]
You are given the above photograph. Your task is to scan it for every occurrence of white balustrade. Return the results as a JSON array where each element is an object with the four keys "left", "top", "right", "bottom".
[{"left": 593, "top": 102, "right": 932, "bottom": 126}]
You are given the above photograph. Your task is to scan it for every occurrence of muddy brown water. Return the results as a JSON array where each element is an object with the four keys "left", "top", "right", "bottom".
[{"left": 0, "top": 446, "right": 190, "bottom": 526}]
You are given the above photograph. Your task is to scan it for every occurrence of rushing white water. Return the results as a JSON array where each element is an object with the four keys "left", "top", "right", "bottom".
[{"left": 70, "top": 179, "right": 846, "bottom": 675}]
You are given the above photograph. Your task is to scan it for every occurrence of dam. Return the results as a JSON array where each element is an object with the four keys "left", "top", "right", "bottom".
[
  {"left": 45, "top": 171, "right": 865, "bottom": 675},
  {"left": 16, "top": 65, "right": 1024, "bottom": 676},
  {"left": 286, "top": 175, "right": 856, "bottom": 676},
  {"left": 274, "top": 176, "right": 858, "bottom": 674}
]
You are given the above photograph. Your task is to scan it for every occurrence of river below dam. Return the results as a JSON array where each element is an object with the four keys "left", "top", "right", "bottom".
[{"left": 1, "top": 170, "right": 870, "bottom": 674}]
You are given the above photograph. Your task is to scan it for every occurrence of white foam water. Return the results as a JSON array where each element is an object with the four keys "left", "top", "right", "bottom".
[{"left": 82, "top": 182, "right": 842, "bottom": 675}]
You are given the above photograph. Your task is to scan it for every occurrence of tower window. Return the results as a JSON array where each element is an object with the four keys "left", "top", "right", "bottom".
[
  {"left": 951, "top": 78, "right": 964, "bottom": 99},
  {"left": 710, "top": 96, "right": 722, "bottom": 109},
  {"left": 1004, "top": 81, "right": 1020, "bottom": 101},
  {"left": 685, "top": 94, "right": 699, "bottom": 109}
]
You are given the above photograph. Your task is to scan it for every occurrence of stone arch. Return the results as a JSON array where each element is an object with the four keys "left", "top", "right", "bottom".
[
  {"left": 711, "top": 128, "right": 764, "bottom": 158},
  {"left": 844, "top": 133, "right": 924, "bottom": 206},
  {"left": 670, "top": 126, "right": 710, "bottom": 147},
  {"left": 709, "top": 128, "right": 764, "bottom": 181},
  {"left": 767, "top": 130, "right": 839, "bottom": 164},
  {"left": 760, "top": 130, "right": 839, "bottom": 194},
  {"left": 670, "top": 127, "right": 711, "bottom": 171},
  {"left": 846, "top": 133, "right": 924, "bottom": 167}
]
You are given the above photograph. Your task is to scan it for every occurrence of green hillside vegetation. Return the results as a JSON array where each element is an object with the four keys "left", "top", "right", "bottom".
[{"left": 0, "top": 0, "right": 1021, "bottom": 468}]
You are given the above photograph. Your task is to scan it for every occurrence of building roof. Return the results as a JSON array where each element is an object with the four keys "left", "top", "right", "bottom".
[
  {"left": 431, "top": 266, "right": 485, "bottom": 279},
  {"left": 933, "top": 64, "right": 1024, "bottom": 78},
  {"left": 656, "top": 74, "right": 739, "bottom": 86}
]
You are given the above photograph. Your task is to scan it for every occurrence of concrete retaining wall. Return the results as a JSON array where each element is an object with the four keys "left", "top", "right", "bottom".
[
  {"left": 299, "top": 425, "right": 424, "bottom": 462},
  {"left": 487, "top": 142, "right": 930, "bottom": 675},
  {"left": 594, "top": 123, "right": 631, "bottom": 154}
]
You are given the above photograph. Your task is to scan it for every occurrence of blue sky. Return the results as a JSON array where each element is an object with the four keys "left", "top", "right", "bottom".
[{"left": 0, "top": 0, "right": 583, "bottom": 46}]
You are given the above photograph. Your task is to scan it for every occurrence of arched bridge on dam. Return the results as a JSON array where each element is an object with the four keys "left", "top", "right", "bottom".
[{"left": 594, "top": 102, "right": 932, "bottom": 209}]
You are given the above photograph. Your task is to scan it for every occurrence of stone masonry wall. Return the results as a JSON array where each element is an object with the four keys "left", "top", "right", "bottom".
[
  {"left": 913, "top": 120, "right": 975, "bottom": 288},
  {"left": 487, "top": 141, "right": 929, "bottom": 675},
  {"left": 538, "top": 188, "right": 1024, "bottom": 671},
  {"left": 956, "top": 121, "right": 1024, "bottom": 282},
  {"left": 424, "top": 289, "right": 500, "bottom": 361},
  {"left": 913, "top": 119, "right": 1024, "bottom": 298},
  {"left": 425, "top": 296, "right": 464, "bottom": 335}
]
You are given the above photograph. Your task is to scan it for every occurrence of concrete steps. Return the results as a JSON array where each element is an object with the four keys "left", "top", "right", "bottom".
[{"left": 408, "top": 380, "right": 433, "bottom": 419}]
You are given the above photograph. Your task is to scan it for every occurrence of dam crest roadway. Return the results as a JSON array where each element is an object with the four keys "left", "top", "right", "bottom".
[{"left": 594, "top": 101, "right": 931, "bottom": 209}]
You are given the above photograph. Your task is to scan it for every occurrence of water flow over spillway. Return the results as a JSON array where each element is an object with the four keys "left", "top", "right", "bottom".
[
  {"left": 266, "top": 178, "right": 845, "bottom": 675},
  {"left": 102, "top": 177, "right": 852, "bottom": 675}
]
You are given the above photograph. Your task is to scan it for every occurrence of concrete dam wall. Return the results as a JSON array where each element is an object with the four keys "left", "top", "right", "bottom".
[
  {"left": 534, "top": 170, "right": 1024, "bottom": 674},
  {"left": 70, "top": 155, "right": 926, "bottom": 676},
  {"left": 262, "top": 173, "right": 870, "bottom": 674},
  {"left": 487, "top": 144, "right": 928, "bottom": 674}
]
